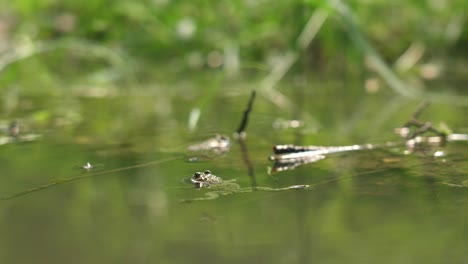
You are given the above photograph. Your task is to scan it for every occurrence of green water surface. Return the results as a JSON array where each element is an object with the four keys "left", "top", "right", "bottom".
[{"left": 0, "top": 87, "right": 467, "bottom": 264}]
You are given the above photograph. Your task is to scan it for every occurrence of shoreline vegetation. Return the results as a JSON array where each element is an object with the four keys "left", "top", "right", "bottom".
[{"left": 1, "top": 0, "right": 467, "bottom": 102}]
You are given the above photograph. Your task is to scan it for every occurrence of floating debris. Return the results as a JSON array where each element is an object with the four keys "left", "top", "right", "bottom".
[
  {"left": 83, "top": 162, "right": 94, "bottom": 171},
  {"left": 269, "top": 142, "right": 399, "bottom": 173},
  {"left": 187, "top": 134, "right": 230, "bottom": 153},
  {"left": 186, "top": 134, "right": 231, "bottom": 161},
  {"left": 269, "top": 103, "right": 468, "bottom": 173}
]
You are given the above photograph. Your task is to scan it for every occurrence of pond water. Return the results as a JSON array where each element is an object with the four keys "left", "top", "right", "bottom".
[{"left": 0, "top": 84, "right": 467, "bottom": 264}]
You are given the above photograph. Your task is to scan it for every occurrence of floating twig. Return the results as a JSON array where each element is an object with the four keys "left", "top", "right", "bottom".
[{"left": 1, "top": 157, "right": 179, "bottom": 200}]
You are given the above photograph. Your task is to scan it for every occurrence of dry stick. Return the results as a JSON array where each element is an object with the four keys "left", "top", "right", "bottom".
[
  {"left": 410, "top": 101, "right": 429, "bottom": 120},
  {"left": 402, "top": 101, "right": 447, "bottom": 139},
  {"left": 236, "top": 90, "right": 256, "bottom": 135},
  {"left": 401, "top": 101, "right": 429, "bottom": 128},
  {"left": 1, "top": 156, "right": 179, "bottom": 200},
  {"left": 235, "top": 90, "right": 258, "bottom": 187}
]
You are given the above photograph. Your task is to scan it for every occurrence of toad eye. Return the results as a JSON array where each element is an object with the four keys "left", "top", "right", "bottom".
[
  {"left": 203, "top": 170, "right": 212, "bottom": 175},
  {"left": 193, "top": 172, "right": 202, "bottom": 179}
]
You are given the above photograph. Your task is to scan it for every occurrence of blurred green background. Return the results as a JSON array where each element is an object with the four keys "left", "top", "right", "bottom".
[
  {"left": 0, "top": 0, "right": 468, "bottom": 263},
  {"left": 1, "top": 0, "right": 467, "bottom": 96}
]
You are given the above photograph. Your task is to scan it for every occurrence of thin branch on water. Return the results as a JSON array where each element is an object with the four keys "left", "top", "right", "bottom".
[{"left": 1, "top": 156, "right": 179, "bottom": 201}]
